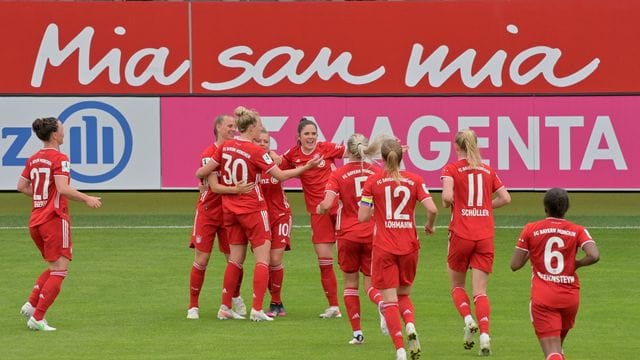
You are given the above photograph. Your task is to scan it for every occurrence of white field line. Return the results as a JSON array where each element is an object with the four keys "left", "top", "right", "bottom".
[{"left": 1, "top": 225, "right": 639, "bottom": 230}]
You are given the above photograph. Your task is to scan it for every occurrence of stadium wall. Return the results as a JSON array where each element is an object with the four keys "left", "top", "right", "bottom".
[{"left": 0, "top": 1, "right": 638, "bottom": 190}]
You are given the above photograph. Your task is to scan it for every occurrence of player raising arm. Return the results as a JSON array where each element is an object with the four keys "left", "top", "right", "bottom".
[
  {"left": 511, "top": 188, "right": 599, "bottom": 360},
  {"left": 18, "top": 117, "right": 101, "bottom": 331}
]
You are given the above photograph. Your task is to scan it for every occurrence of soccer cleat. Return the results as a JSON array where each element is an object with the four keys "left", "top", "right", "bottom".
[
  {"left": 232, "top": 296, "right": 247, "bottom": 316},
  {"left": 27, "top": 316, "right": 56, "bottom": 331},
  {"left": 396, "top": 348, "right": 407, "bottom": 360},
  {"left": 186, "top": 307, "right": 199, "bottom": 320},
  {"left": 266, "top": 303, "right": 279, "bottom": 318},
  {"left": 250, "top": 308, "right": 274, "bottom": 322},
  {"left": 348, "top": 333, "right": 364, "bottom": 345},
  {"left": 319, "top": 306, "right": 342, "bottom": 318},
  {"left": 378, "top": 302, "right": 389, "bottom": 336},
  {"left": 20, "top": 302, "right": 36, "bottom": 319},
  {"left": 217, "top": 304, "right": 245, "bottom": 320},
  {"left": 478, "top": 333, "right": 491, "bottom": 356},
  {"left": 463, "top": 318, "right": 479, "bottom": 350},
  {"left": 406, "top": 322, "right": 421, "bottom": 360},
  {"left": 266, "top": 302, "right": 287, "bottom": 317}
]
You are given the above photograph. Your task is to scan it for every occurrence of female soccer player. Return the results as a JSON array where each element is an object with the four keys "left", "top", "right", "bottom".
[
  {"left": 282, "top": 118, "right": 347, "bottom": 318},
  {"left": 511, "top": 188, "right": 599, "bottom": 360},
  {"left": 187, "top": 115, "right": 250, "bottom": 320},
  {"left": 254, "top": 128, "right": 292, "bottom": 317},
  {"left": 317, "top": 133, "right": 385, "bottom": 344},
  {"left": 440, "top": 129, "right": 511, "bottom": 355},
  {"left": 358, "top": 138, "right": 438, "bottom": 360},
  {"left": 18, "top": 117, "right": 102, "bottom": 331},
  {"left": 197, "top": 107, "right": 320, "bottom": 321}
]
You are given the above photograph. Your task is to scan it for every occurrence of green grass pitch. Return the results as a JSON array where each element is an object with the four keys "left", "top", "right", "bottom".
[{"left": 0, "top": 191, "right": 638, "bottom": 359}]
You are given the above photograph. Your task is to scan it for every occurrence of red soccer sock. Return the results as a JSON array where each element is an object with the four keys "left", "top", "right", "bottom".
[
  {"left": 28, "top": 269, "right": 50, "bottom": 307},
  {"left": 546, "top": 353, "right": 564, "bottom": 360},
  {"left": 381, "top": 302, "right": 404, "bottom": 350},
  {"left": 233, "top": 267, "right": 244, "bottom": 298},
  {"left": 269, "top": 264, "right": 284, "bottom": 304},
  {"left": 189, "top": 262, "right": 206, "bottom": 309},
  {"left": 366, "top": 286, "right": 383, "bottom": 306},
  {"left": 398, "top": 294, "right": 416, "bottom": 325},
  {"left": 318, "top": 257, "right": 339, "bottom": 306},
  {"left": 343, "top": 288, "right": 361, "bottom": 331},
  {"left": 451, "top": 287, "right": 473, "bottom": 318},
  {"left": 474, "top": 293, "right": 491, "bottom": 334},
  {"left": 221, "top": 261, "right": 243, "bottom": 308},
  {"left": 252, "top": 262, "right": 269, "bottom": 311},
  {"left": 33, "top": 270, "right": 66, "bottom": 321}
]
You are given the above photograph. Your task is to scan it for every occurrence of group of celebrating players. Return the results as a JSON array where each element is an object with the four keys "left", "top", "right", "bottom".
[{"left": 17, "top": 110, "right": 600, "bottom": 360}]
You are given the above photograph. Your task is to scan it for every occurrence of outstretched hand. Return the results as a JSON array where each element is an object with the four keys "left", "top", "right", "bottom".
[{"left": 306, "top": 154, "right": 324, "bottom": 169}]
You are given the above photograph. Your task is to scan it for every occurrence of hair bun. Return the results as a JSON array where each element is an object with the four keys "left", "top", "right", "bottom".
[{"left": 234, "top": 106, "right": 247, "bottom": 117}]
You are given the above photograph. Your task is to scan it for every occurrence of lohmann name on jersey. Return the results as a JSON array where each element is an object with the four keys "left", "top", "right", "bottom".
[{"left": 385, "top": 220, "right": 413, "bottom": 229}]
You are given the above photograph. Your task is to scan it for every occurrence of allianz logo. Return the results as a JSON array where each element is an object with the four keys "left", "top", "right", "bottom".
[{"left": 2, "top": 100, "right": 133, "bottom": 183}]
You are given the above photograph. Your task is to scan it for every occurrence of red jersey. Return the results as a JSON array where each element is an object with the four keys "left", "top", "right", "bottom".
[
  {"left": 360, "top": 170, "right": 432, "bottom": 255},
  {"left": 212, "top": 138, "right": 276, "bottom": 214},
  {"left": 196, "top": 144, "right": 223, "bottom": 220},
  {"left": 260, "top": 157, "right": 291, "bottom": 223},
  {"left": 516, "top": 217, "right": 594, "bottom": 307},
  {"left": 20, "top": 148, "right": 70, "bottom": 226},
  {"left": 282, "top": 142, "right": 345, "bottom": 213},
  {"left": 325, "top": 162, "right": 380, "bottom": 243},
  {"left": 440, "top": 159, "right": 505, "bottom": 240}
]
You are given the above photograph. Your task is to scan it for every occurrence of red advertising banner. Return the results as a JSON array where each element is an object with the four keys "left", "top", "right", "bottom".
[
  {"left": 1, "top": 1, "right": 639, "bottom": 95},
  {"left": 0, "top": 1, "right": 190, "bottom": 94}
]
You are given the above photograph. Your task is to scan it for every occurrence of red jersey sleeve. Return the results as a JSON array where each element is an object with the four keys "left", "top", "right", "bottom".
[
  {"left": 515, "top": 223, "right": 532, "bottom": 252},
  {"left": 253, "top": 146, "right": 277, "bottom": 173},
  {"left": 492, "top": 171, "right": 505, "bottom": 192},
  {"left": 320, "top": 142, "right": 346, "bottom": 159},
  {"left": 577, "top": 226, "right": 594, "bottom": 248},
  {"left": 440, "top": 163, "right": 455, "bottom": 179},
  {"left": 325, "top": 172, "right": 340, "bottom": 195},
  {"left": 412, "top": 174, "right": 432, "bottom": 203}
]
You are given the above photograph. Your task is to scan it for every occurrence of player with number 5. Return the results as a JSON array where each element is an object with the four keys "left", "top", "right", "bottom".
[
  {"left": 440, "top": 129, "right": 511, "bottom": 355},
  {"left": 510, "top": 188, "right": 599, "bottom": 360},
  {"left": 17, "top": 117, "right": 102, "bottom": 331}
]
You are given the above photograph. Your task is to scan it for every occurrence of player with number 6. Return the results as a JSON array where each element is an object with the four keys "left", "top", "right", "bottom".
[
  {"left": 510, "top": 188, "right": 599, "bottom": 360},
  {"left": 440, "top": 129, "right": 511, "bottom": 356}
]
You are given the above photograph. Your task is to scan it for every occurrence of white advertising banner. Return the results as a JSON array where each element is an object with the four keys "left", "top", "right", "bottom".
[{"left": 0, "top": 97, "right": 160, "bottom": 190}]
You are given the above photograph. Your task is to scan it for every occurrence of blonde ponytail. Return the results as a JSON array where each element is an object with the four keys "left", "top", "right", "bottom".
[
  {"left": 455, "top": 129, "right": 482, "bottom": 168},
  {"left": 381, "top": 138, "right": 403, "bottom": 184}
]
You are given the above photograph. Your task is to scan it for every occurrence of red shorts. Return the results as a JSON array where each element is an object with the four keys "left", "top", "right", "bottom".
[
  {"left": 189, "top": 209, "right": 230, "bottom": 254},
  {"left": 337, "top": 239, "right": 373, "bottom": 275},
  {"left": 530, "top": 300, "right": 579, "bottom": 339},
  {"left": 310, "top": 213, "right": 337, "bottom": 244},
  {"left": 371, "top": 247, "right": 418, "bottom": 290},
  {"left": 447, "top": 232, "right": 494, "bottom": 273},
  {"left": 224, "top": 210, "right": 271, "bottom": 249},
  {"left": 30, "top": 217, "right": 72, "bottom": 262},
  {"left": 270, "top": 213, "right": 292, "bottom": 251}
]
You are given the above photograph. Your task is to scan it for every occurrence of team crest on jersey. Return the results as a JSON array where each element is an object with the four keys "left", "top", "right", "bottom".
[
  {"left": 263, "top": 153, "right": 274, "bottom": 165},
  {"left": 61, "top": 161, "right": 70, "bottom": 172},
  {"left": 318, "top": 159, "right": 326, "bottom": 168},
  {"left": 271, "top": 177, "right": 279, "bottom": 184}
]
